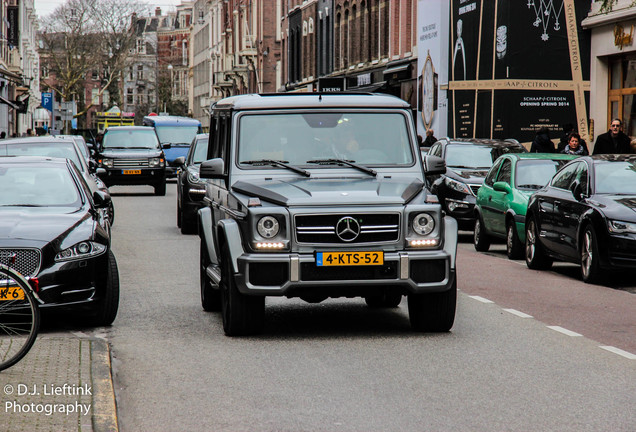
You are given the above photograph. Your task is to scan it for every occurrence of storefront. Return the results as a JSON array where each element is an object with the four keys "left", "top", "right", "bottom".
[{"left": 583, "top": 2, "right": 636, "bottom": 147}]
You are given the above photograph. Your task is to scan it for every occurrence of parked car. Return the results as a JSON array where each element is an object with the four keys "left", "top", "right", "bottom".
[
  {"left": 0, "top": 136, "right": 114, "bottom": 225},
  {"left": 175, "top": 133, "right": 209, "bottom": 234},
  {"left": 143, "top": 115, "right": 202, "bottom": 178},
  {"left": 473, "top": 153, "right": 578, "bottom": 259},
  {"left": 0, "top": 156, "right": 119, "bottom": 325},
  {"left": 426, "top": 138, "right": 527, "bottom": 229},
  {"left": 96, "top": 126, "right": 167, "bottom": 196},
  {"left": 525, "top": 155, "right": 636, "bottom": 283},
  {"left": 55, "top": 134, "right": 95, "bottom": 165},
  {"left": 198, "top": 93, "right": 458, "bottom": 336}
]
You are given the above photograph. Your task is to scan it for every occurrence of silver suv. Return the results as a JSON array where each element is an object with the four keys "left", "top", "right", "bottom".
[{"left": 198, "top": 93, "right": 458, "bottom": 335}]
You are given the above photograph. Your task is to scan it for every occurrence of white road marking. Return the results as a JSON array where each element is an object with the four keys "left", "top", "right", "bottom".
[
  {"left": 503, "top": 308, "right": 533, "bottom": 318},
  {"left": 599, "top": 346, "right": 636, "bottom": 360},
  {"left": 468, "top": 295, "right": 494, "bottom": 303},
  {"left": 547, "top": 326, "right": 583, "bottom": 337}
]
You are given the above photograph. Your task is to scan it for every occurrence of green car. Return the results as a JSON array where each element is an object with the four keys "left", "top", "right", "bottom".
[{"left": 473, "top": 153, "right": 579, "bottom": 259}]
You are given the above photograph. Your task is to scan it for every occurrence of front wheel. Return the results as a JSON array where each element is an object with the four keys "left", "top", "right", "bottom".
[
  {"left": 220, "top": 243, "right": 264, "bottom": 336},
  {"left": 525, "top": 217, "right": 553, "bottom": 270},
  {"left": 408, "top": 277, "right": 456, "bottom": 332},
  {"left": 473, "top": 216, "right": 491, "bottom": 252},
  {"left": 86, "top": 250, "right": 120, "bottom": 327},
  {"left": 581, "top": 225, "right": 601, "bottom": 284},
  {"left": 154, "top": 181, "right": 166, "bottom": 196}
]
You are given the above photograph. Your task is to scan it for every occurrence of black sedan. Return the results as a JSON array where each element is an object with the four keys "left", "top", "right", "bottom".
[
  {"left": 175, "top": 133, "right": 209, "bottom": 234},
  {"left": 426, "top": 138, "right": 527, "bottom": 229},
  {"left": 0, "top": 156, "right": 119, "bottom": 325},
  {"left": 525, "top": 155, "right": 636, "bottom": 283}
]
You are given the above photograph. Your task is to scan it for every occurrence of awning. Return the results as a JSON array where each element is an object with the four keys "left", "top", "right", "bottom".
[
  {"left": 0, "top": 95, "right": 19, "bottom": 110},
  {"left": 383, "top": 64, "right": 410, "bottom": 75},
  {"left": 0, "top": 68, "right": 25, "bottom": 85},
  {"left": 348, "top": 81, "right": 387, "bottom": 93}
]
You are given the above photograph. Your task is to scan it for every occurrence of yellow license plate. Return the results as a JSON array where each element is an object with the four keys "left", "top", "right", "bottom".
[
  {"left": 0, "top": 286, "right": 25, "bottom": 301},
  {"left": 122, "top": 169, "right": 141, "bottom": 175},
  {"left": 316, "top": 251, "right": 384, "bottom": 266}
]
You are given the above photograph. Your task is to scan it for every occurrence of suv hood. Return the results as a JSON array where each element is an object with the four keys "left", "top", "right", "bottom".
[
  {"left": 232, "top": 177, "right": 425, "bottom": 206},
  {"left": 100, "top": 148, "right": 162, "bottom": 158}
]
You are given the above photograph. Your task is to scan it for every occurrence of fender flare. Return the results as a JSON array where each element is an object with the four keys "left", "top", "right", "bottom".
[
  {"left": 217, "top": 219, "right": 245, "bottom": 274},
  {"left": 443, "top": 215, "right": 458, "bottom": 269},
  {"left": 198, "top": 207, "right": 218, "bottom": 265}
]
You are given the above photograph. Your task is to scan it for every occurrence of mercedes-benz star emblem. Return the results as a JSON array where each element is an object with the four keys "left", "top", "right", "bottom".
[{"left": 335, "top": 216, "right": 361, "bottom": 242}]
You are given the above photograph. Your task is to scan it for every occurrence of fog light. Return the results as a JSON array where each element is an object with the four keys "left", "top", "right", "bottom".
[
  {"left": 256, "top": 242, "right": 285, "bottom": 249},
  {"left": 410, "top": 239, "right": 439, "bottom": 247}
]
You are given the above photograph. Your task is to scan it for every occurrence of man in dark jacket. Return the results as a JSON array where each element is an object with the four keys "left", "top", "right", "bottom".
[
  {"left": 593, "top": 119, "right": 632, "bottom": 154},
  {"left": 530, "top": 127, "right": 555, "bottom": 153}
]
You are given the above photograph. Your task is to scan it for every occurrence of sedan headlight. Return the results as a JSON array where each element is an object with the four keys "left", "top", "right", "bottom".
[
  {"left": 608, "top": 219, "right": 636, "bottom": 234},
  {"left": 149, "top": 157, "right": 165, "bottom": 167},
  {"left": 445, "top": 177, "right": 471, "bottom": 194},
  {"left": 412, "top": 212, "right": 435, "bottom": 236},
  {"left": 257, "top": 216, "right": 280, "bottom": 239},
  {"left": 100, "top": 158, "right": 113, "bottom": 168},
  {"left": 55, "top": 242, "right": 107, "bottom": 262}
]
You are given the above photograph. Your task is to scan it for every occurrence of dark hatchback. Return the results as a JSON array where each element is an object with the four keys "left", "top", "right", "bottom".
[
  {"left": 0, "top": 156, "right": 119, "bottom": 325},
  {"left": 175, "top": 133, "right": 209, "bottom": 234},
  {"left": 426, "top": 138, "right": 527, "bottom": 229},
  {"left": 525, "top": 155, "right": 636, "bottom": 283},
  {"left": 96, "top": 126, "right": 167, "bottom": 196}
]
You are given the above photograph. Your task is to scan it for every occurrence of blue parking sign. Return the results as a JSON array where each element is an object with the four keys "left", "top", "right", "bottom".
[{"left": 41, "top": 92, "right": 53, "bottom": 111}]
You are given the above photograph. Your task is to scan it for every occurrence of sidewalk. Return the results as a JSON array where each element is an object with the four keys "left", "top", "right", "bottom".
[{"left": 1, "top": 336, "right": 118, "bottom": 432}]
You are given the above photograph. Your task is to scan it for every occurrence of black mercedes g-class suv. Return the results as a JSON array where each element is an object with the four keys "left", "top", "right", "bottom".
[{"left": 198, "top": 93, "right": 458, "bottom": 336}]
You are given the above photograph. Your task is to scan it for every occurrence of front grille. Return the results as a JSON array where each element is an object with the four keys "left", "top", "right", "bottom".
[
  {"left": 469, "top": 184, "right": 481, "bottom": 196},
  {"left": 300, "top": 261, "right": 398, "bottom": 281},
  {"left": 295, "top": 213, "right": 400, "bottom": 244},
  {"left": 112, "top": 159, "right": 149, "bottom": 168},
  {"left": 0, "top": 249, "right": 41, "bottom": 278}
]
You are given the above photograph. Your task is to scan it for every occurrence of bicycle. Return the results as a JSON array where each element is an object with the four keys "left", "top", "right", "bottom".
[{"left": 0, "top": 263, "right": 41, "bottom": 372}]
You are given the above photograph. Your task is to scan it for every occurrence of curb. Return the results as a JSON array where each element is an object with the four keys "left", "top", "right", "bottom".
[{"left": 90, "top": 338, "right": 118, "bottom": 432}]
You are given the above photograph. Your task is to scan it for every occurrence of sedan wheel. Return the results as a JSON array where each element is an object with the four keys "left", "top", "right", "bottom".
[
  {"left": 86, "top": 250, "right": 120, "bottom": 326},
  {"left": 525, "top": 217, "right": 552, "bottom": 270},
  {"left": 473, "top": 217, "right": 491, "bottom": 252},
  {"left": 581, "top": 225, "right": 601, "bottom": 284}
]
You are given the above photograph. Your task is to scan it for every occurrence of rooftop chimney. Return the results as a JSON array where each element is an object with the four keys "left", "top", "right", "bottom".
[{"left": 155, "top": 7, "right": 162, "bottom": 16}]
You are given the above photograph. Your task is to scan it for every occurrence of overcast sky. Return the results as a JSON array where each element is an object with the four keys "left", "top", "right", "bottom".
[{"left": 33, "top": 0, "right": 183, "bottom": 19}]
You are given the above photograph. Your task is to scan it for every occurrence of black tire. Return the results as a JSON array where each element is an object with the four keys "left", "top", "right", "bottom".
[
  {"left": 506, "top": 221, "right": 524, "bottom": 260},
  {"left": 200, "top": 241, "right": 221, "bottom": 311},
  {"left": 580, "top": 224, "right": 601, "bottom": 284},
  {"left": 220, "top": 243, "right": 264, "bottom": 336},
  {"left": 525, "top": 216, "right": 553, "bottom": 270},
  {"left": 408, "top": 277, "right": 457, "bottom": 332},
  {"left": 180, "top": 207, "right": 197, "bottom": 234},
  {"left": 0, "top": 265, "right": 40, "bottom": 371},
  {"left": 154, "top": 181, "right": 166, "bottom": 196},
  {"left": 86, "top": 250, "right": 120, "bottom": 326},
  {"left": 473, "top": 216, "right": 491, "bottom": 252},
  {"left": 176, "top": 199, "right": 182, "bottom": 228},
  {"left": 365, "top": 292, "right": 402, "bottom": 308}
]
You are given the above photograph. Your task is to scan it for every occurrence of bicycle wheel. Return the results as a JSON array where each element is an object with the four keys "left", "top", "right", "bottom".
[{"left": 0, "top": 264, "right": 40, "bottom": 372}]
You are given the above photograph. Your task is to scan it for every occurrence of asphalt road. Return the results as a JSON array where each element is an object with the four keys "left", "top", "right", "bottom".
[{"left": 102, "top": 183, "right": 635, "bottom": 432}]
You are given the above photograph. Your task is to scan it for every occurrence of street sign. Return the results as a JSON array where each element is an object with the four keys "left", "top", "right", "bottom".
[{"left": 42, "top": 92, "right": 53, "bottom": 111}]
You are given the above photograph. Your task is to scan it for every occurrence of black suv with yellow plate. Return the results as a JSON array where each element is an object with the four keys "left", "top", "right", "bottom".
[
  {"left": 198, "top": 93, "right": 458, "bottom": 335},
  {"left": 96, "top": 126, "right": 167, "bottom": 195}
]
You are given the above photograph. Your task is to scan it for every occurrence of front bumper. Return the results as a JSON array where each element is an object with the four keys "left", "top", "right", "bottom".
[{"left": 102, "top": 168, "right": 165, "bottom": 186}]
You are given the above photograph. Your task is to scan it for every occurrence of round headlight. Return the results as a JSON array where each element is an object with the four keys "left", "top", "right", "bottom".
[
  {"left": 413, "top": 213, "right": 435, "bottom": 236},
  {"left": 77, "top": 242, "right": 91, "bottom": 254},
  {"left": 257, "top": 216, "right": 280, "bottom": 239}
]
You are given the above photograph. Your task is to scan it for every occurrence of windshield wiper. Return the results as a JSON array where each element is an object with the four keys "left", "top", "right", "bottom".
[
  {"left": 241, "top": 159, "right": 310, "bottom": 177},
  {"left": 306, "top": 159, "right": 377, "bottom": 177},
  {"left": 517, "top": 184, "right": 542, "bottom": 190}
]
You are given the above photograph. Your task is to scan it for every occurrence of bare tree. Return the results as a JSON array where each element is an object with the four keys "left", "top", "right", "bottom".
[{"left": 39, "top": 0, "right": 149, "bottom": 119}]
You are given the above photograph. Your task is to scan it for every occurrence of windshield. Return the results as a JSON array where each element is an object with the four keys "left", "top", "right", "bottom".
[
  {"left": 103, "top": 129, "right": 160, "bottom": 149},
  {"left": 515, "top": 159, "right": 569, "bottom": 190},
  {"left": 445, "top": 144, "right": 524, "bottom": 169},
  {"left": 0, "top": 142, "right": 84, "bottom": 172},
  {"left": 594, "top": 161, "right": 636, "bottom": 194},
  {"left": 237, "top": 112, "right": 414, "bottom": 166},
  {"left": 192, "top": 137, "right": 209, "bottom": 164},
  {"left": 0, "top": 165, "right": 81, "bottom": 207},
  {"left": 155, "top": 126, "right": 199, "bottom": 146}
]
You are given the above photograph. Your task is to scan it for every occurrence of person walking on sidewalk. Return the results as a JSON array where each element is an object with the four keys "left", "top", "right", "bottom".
[
  {"left": 593, "top": 119, "right": 632, "bottom": 154},
  {"left": 530, "top": 127, "right": 555, "bottom": 153}
]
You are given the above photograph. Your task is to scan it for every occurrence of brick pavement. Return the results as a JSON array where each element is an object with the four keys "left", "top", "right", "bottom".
[{"left": 0, "top": 337, "right": 117, "bottom": 432}]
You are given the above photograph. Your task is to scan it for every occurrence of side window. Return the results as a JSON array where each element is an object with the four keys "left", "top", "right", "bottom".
[
  {"left": 551, "top": 162, "right": 580, "bottom": 190},
  {"left": 484, "top": 158, "right": 503, "bottom": 187},
  {"left": 496, "top": 159, "right": 512, "bottom": 184},
  {"left": 207, "top": 115, "right": 218, "bottom": 160}
]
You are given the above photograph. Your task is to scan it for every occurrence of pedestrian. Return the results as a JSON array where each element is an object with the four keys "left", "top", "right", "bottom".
[
  {"left": 530, "top": 127, "right": 555, "bottom": 153},
  {"left": 423, "top": 128, "right": 437, "bottom": 147},
  {"left": 0, "top": 131, "right": 5, "bottom": 139},
  {"left": 593, "top": 119, "right": 632, "bottom": 154},
  {"left": 26, "top": 128, "right": 33, "bottom": 136},
  {"left": 561, "top": 132, "right": 588, "bottom": 155},
  {"left": 557, "top": 123, "right": 574, "bottom": 152}
]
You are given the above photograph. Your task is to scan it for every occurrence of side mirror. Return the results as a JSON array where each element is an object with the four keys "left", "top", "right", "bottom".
[
  {"left": 493, "top": 181, "right": 512, "bottom": 194},
  {"left": 572, "top": 181, "right": 586, "bottom": 201},
  {"left": 174, "top": 156, "right": 186, "bottom": 167},
  {"left": 423, "top": 155, "right": 446, "bottom": 176},
  {"left": 199, "top": 158, "right": 225, "bottom": 179},
  {"left": 92, "top": 190, "right": 110, "bottom": 208}
]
